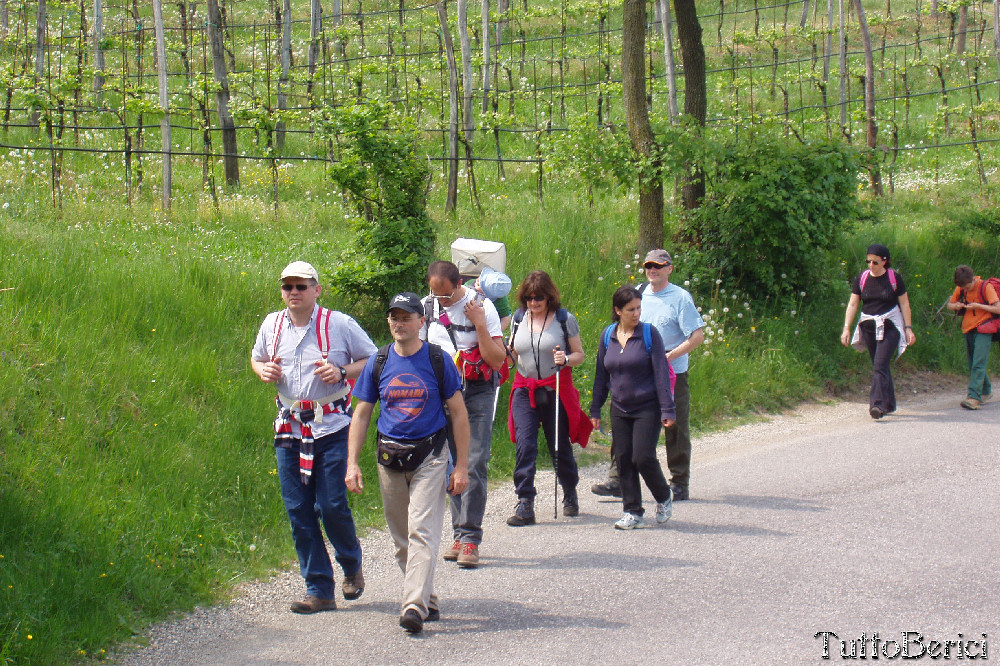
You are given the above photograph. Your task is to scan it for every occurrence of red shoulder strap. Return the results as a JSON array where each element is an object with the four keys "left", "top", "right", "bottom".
[{"left": 316, "top": 307, "right": 332, "bottom": 361}]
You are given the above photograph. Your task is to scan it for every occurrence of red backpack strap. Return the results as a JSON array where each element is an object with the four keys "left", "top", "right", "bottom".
[
  {"left": 270, "top": 310, "right": 287, "bottom": 362},
  {"left": 315, "top": 307, "right": 332, "bottom": 362}
]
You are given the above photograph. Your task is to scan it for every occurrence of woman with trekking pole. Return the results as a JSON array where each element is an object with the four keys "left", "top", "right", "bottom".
[
  {"left": 505, "top": 270, "right": 592, "bottom": 526},
  {"left": 590, "top": 285, "right": 676, "bottom": 530},
  {"left": 840, "top": 243, "right": 916, "bottom": 420}
]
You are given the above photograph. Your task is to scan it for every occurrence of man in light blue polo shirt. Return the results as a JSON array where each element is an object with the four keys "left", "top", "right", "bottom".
[{"left": 592, "top": 249, "right": 704, "bottom": 500}]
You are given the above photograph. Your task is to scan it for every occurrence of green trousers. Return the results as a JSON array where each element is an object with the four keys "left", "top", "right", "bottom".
[{"left": 965, "top": 330, "right": 993, "bottom": 400}]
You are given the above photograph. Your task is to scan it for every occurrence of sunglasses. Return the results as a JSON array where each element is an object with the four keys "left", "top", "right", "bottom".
[
  {"left": 865, "top": 259, "right": 883, "bottom": 265},
  {"left": 644, "top": 262, "right": 671, "bottom": 270},
  {"left": 525, "top": 295, "right": 546, "bottom": 302},
  {"left": 281, "top": 283, "right": 313, "bottom": 292},
  {"left": 431, "top": 288, "right": 458, "bottom": 301}
]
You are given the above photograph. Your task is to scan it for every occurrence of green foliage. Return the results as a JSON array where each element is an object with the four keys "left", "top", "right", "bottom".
[
  {"left": 321, "top": 101, "right": 435, "bottom": 316},
  {"left": 683, "top": 137, "right": 862, "bottom": 301}
]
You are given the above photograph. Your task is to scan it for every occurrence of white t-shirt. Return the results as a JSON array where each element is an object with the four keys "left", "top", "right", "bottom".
[{"left": 419, "top": 286, "right": 503, "bottom": 356}]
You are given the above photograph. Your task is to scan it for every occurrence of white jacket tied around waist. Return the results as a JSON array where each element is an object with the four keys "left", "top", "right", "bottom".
[{"left": 850, "top": 305, "right": 908, "bottom": 358}]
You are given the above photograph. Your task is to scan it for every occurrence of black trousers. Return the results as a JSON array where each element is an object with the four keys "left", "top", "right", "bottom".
[
  {"left": 611, "top": 404, "right": 671, "bottom": 516},
  {"left": 859, "top": 319, "right": 900, "bottom": 413}
]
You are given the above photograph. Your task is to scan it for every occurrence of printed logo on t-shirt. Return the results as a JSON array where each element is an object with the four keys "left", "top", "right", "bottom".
[{"left": 384, "top": 373, "right": 429, "bottom": 422}]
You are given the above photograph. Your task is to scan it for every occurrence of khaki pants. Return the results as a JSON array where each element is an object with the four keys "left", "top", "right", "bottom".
[{"left": 377, "top": 444, "right": 448, "bottom": 619}]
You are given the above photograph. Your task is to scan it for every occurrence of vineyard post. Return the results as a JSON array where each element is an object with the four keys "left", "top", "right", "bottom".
[
  {"left": 956, "top": 4, "right": 968, "bottom": 54},
  {"left": 481, "top": 0, "right": 490, "bottom": 113},
  {"left": 838, "top": 0, "right": 847, "bottom": 132},
  {"left": 277, "top": 0, "right": 290, "bottom": 150},
  {"left": 853, "top": 0, "right": 883, "bottom": 194},
  {"left": 1, "top": 0, "right": 7, "bottom": 39},
  {"left": 659, "top": 0, "right": 679, "bottom": 122},
  {"left": 153, "top": 0, "right": 172, "bottom": 210},
  {"left": 207, "top": 0, "right": 240, "bottom": 186},
  {"left": 437, "top": 0, "right": 459, "bottom": 212},
  {"left": 31, "top": 0, "right": 46, "bottom": 129},
  {"left": 307, "top": 0, "right": 321, "bottom": 103},
  {"left": 93, "top": 0, "right": 104, "bottom": 95},
  {"left": 993, "top": 0, "right": 999, "bottom": 103},
  {"left": 457, "top": 0, "right": 482, "bottom": 211}
]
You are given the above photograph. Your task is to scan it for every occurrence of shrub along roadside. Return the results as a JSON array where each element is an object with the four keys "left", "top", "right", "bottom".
[{"left": 1, "top": 172, "right": 998, "bottom": 663}]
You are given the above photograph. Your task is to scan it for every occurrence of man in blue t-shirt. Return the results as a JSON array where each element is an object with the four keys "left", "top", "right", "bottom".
[
  {"left": 346, "top": 292, "right": 470, "bottom": 635},
  {"left": 592, "top": 249, "right": 704, "bottom": 501}
]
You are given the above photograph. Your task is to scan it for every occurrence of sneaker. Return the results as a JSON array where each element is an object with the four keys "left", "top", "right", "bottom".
[
  {"left": 614, "top": 512, "right": 644, "bottom": 530},
  {"left": 506, "top": 499, "right": 536, "bottom": 526},
  {"left": 869, "top": 406, "right": 884, "bottom": 419},
  {"left": 342, "top": 568, "right": 365, "bottom": 600},
  {"left": 670, "top": 483, "right": 689, "bottom": 501},
  {"left": 443, "top": 539, "right": 461, "bottom": 561},
  {"left": 426, "top": 607, "right": 440, "bottom": 622},
  {"left": 457, "top": 542, "right": 480, "bottom": 568},
  {"left": 290, "top": 595, "right": 336, "bottom": 614},
  {"left": 399, "top": 608, "right": 423, "bottom": 634},
  {"left": 562, "top": 487, "right": 579, "bottom": 517},
  {"left": 655, "top": 489, "right": 673, "bottom": 524},
  {"left": 591, "top": 479, "right": 622, "bottom": 498},
  {"left": 961, "top": 397, "right": 983, "bottom": 410}
]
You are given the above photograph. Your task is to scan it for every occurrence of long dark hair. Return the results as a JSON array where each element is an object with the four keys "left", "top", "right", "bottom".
[{"left": 611, "top": 285, "right": 641, "bottom": 323}]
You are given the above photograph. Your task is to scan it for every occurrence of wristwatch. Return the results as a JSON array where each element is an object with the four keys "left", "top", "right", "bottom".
[{"left": 338, "top": 365, "right": 348, "bottom": 379}]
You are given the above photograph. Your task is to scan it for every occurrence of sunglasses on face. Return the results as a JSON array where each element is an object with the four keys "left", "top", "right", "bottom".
[
  {"left": 525, "top": 295, "right": 546, "bottom": 302},
  {"left": 644, "top": 262, "right": 671, "bottom": 270},
  {"left": 866, "top": 259, "right": 883, "bottom": 265},
  {"left": 281, "top": 283, "right": 312, "bottom": 292}
]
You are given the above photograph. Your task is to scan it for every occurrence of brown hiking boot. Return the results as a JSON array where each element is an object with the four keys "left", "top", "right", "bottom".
[
  {"left": 342, "top": 568, "right": 365, "bottom": 600},
  {"left": 443, "top": 539, "right": 462, "bottom": 561},
  {"left": 457, "top": 542, "right": 480, "bottom": 568},
  {"left": 961, "top": 397, "right": 983, "bottom": 410},
  {"left": 290, "top": 595, "right": 336, "bottom": 614}
]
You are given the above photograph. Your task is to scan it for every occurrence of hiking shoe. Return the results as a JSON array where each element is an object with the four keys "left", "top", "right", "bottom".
[
  {"left": 655, "top": 489, "right": 673, "bottom": 524},
  {"left": 614, "top": 512, "right": 644, "bottom": 530},
  {"left": 562, "top": 487, "right": 579, "bottom": 517},
  {"left": 426, "top": 607, "right": 440, "bottom": 622},
  {"left": 290, "top": 595, "right": 336, "bottom": 614},
  {"left": 399, "top": 608, "right": 423, "bottom": 634},
  {"left": 457, "top": 542, "right": 480, "bottom": 568},
  {"left": 982, "top": 392, "right": 993, "bottom": 402},
  {"left": 670, "top": 483, "right": 689, "bottom": 501},
  {"left": 591, "top": 479, "right": 622, "bottom": 498},
  {"left": 506, "top": 499, "right": 536, "bottom": 526},
  {"left": 443, "top": 539, "right": 462, "bottom": 562},
  {"left": 869, "top": 406, "right": 885, "bottom": 419},
  {"left": 342, "top": 568, "right": 364, "bottom": 600},
  {"left": 961, "top": 398, "right": 983, "bottom": 410}
]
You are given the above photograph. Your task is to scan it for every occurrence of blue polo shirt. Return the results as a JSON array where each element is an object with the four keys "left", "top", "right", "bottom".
[{"left": 640, "top": 282, "right": 704, "bottom": 374}]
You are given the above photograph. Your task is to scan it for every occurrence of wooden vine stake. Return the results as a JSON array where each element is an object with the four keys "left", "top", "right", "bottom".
[
  {"left": 437, "top": 0, "right": 459, "bottom": 213},
  {"left": 153, "top": 0, "right": 171, "bottom": 210},
  {"left": 852, "top": 0, "right": 882, "bottom": 195},
  {"left": 207, "top": 0, "right": 239, "bottom": 187},
  {"left": 93, "top": 0, "right": 104, "bottom": 96}
]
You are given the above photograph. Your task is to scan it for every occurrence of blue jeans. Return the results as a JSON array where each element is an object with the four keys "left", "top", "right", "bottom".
[
  {"left": 276, "top": 427, "right": 362, "bottom": 600},
  {"left": 511, "top": 386, "right": 579, "bottom": 500},
  {"left": 447, "top": 380, "right": 495, "bottom": 545}
]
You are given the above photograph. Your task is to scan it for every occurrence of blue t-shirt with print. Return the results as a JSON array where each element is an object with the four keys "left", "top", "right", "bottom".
[
  {"left": 640, "top": 282, "right": 705, "bottom": 374},
  {"left": 353, "top": 342, "right": 462, "bottom": 440}
]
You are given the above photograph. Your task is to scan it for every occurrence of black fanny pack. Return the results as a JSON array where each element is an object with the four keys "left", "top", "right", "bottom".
[{"left": 376, "top": 429, "right": 446, "bottom": 472}]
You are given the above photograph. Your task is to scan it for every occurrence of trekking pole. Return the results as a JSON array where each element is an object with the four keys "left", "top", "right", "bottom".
[{"left": 553, "top": 345, "right": 561, "bottom": 520}]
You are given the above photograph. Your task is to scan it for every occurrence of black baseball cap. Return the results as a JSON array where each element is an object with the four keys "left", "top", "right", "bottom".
[{"left": 386, "top": 292, "right": 423, "bottom": 315}]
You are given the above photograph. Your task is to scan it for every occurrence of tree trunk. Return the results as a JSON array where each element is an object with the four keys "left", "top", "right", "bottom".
[
  {"left": 955, "top": 4, "right": 968, "bottom": 55},
  {"left": 838, "top": 0, "right": 848, "bottom": 133},
  {"left": 277, "top": 0, "right": 291, "bottom": 149},
  {"left": 853, "top": 0, "right": 882, "bottom": 195},
  {"left": 153, "top": 0, "right": 171, "bottom": 209},
  {"left": 437, "top": 1, "right": 459, "bottom": 213},
  {"left": 623, "top": 0, "right": 663, "bottom": 252},
  {"left": 800, "top": 0, "right": 810, "bottom": 27},
  {"left": 93, "top": 0, "right": 104, "bottom": 95},
  {"left": 995, "top": 0, "right": 1000, "bottom": 104},
  {"left": 207, "top": 0, "right": 239, "bottom": 186},
  {"left": 673, "top": 0, "right": 706, "bottom": 209},
  {"left": 1, "top": 0, "right": 8, "bottom": 39},
  {"left": 659, "top": 0, "right": 679, "bottom": 122}
]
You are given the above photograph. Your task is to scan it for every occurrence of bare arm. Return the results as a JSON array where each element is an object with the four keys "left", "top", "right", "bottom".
[
  {"left": 251, "top": 357, "right": 282, "bottom": 383},
  {"left": 840, "top": 293, "right": 861, "bottom": 346},
  {"left": 445, "top": 392, "right": 470, "bottom": 496},
  {"left": 553, "top": 334, "right": 585, "bottom": 368},
  {"left": 897, "top": 293, "right": 917, "bottom": 345},
  {"left": 667, "top": 327, "right": 705, "bottom": 363},
  {"left": 345, "top": 401, "right": 375, "bottom": 494}
]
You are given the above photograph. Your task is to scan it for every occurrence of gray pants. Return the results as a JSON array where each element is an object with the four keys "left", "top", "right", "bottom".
[
  {"left": 448, "top": 380, "right": 496, "bottom": 546},
  {"left": 378, "top": 445, "right": 448, "bottom": 619}
]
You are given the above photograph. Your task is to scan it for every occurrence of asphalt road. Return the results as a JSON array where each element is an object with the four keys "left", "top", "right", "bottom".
[{"left": 118, "top": 389, "right": 999, "bottom": 665}]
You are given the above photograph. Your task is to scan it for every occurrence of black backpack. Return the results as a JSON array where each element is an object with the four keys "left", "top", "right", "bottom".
[
  {"left": 372, "top": 342, "right": 448, "bottom": 399},
  {"left": 509, "top": 307, "right": 572, "bottom": 352}
]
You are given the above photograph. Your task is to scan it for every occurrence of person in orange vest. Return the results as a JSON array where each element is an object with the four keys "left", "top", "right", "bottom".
[{"left": 946, "top": 265, "right": 1000, "bottom": 410}]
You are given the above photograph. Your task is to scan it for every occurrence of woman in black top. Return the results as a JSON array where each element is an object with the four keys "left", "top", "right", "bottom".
[
  {"left": 840, "top": 243, "right": 917, "bottom": 419},
  {"left": 590, "top": 286, "right": 676, "bottom": 530}
]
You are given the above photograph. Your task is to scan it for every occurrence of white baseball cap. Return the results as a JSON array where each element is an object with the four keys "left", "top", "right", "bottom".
[
  {"left": 280, "top": 261, "right": 319, "bottom": 282},
  {"left": 479, "top": 266, "right": 512, "bottom": 300}
]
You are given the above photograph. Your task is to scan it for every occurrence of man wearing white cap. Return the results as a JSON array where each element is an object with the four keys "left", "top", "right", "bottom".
[{"left": 251, "top": 261, "right": 377, "bottom": 614}]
